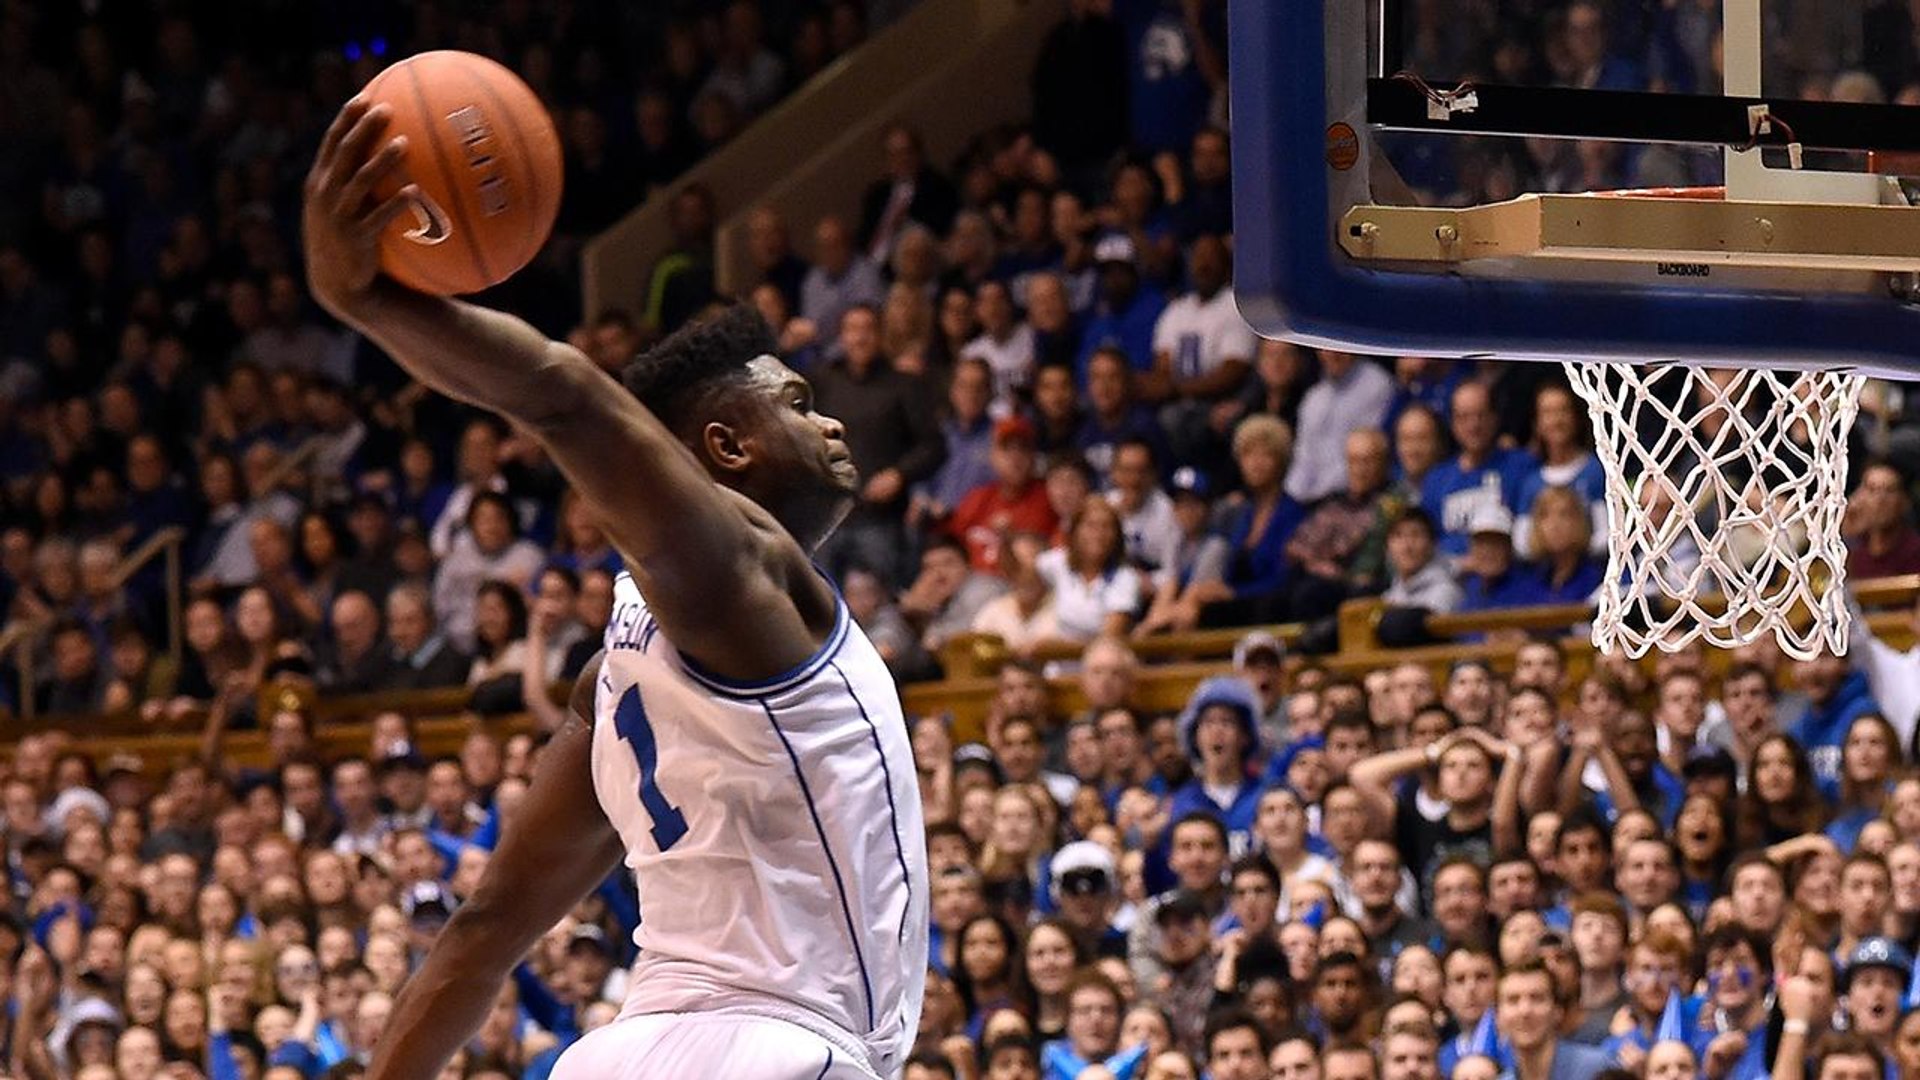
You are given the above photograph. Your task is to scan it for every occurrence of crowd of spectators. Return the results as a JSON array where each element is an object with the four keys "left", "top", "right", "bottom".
[{"left": 5, "top": 0, "right": 1920, "bottom": 1079}]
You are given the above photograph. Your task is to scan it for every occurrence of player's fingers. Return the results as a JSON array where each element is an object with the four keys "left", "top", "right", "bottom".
[
  {"left": 317, "top": 97, "right": 372, "bottom": 170},
  {"left": 338, "top": 136, "right": 409, "bottom": 215},
  {"left": 325, "top": 104, "right": 394, "bottom": 203},
  {"left": 361, "top": 185, "right": 420, "bottom": 235}
]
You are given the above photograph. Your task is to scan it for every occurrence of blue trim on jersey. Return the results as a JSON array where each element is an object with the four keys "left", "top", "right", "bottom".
[
  {"left": 678, "top": 595, "right": 851, "bottom": 698},
  {"left": 762, "top": 699, "right": 877, "bottom": 1030},
  {"left": 832, "top": 661, "right": 914, "bottom": 944},
  {"left": 813, "top": 1050, "right": 834, "bottom": 1080}
]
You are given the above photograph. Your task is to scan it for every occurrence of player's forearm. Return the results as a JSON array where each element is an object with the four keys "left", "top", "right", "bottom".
[
  {"left": 366, "top": 910, "right": 518, "bottom": 1080},
  {"left": 339, "top": 279, "right": 601, "bottom": 431}
]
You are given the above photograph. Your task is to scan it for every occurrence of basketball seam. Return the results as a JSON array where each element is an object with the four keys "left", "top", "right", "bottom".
[
  {"left": 462, "top": 61, "right": 552, "bottom": 270},
  {"left": 404, "top": 58, "right": 495, "bottom": 289}
]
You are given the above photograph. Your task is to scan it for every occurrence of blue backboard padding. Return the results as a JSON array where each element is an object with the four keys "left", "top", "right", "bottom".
[{"left": 1228, "top": 0, "right": 1920, "bottom": 375}]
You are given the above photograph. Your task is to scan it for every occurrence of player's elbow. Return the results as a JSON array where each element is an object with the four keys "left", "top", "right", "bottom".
[{"left": 517, "top": 346, "right": 607, "bottom": 434}]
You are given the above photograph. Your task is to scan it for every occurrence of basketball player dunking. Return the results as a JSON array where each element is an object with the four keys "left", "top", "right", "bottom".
[{"left": 306, "top": 100, "right": 928, "bottom": 1079}]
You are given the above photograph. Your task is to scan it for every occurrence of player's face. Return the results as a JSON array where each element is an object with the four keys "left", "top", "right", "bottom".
[{"left": 735, "top": 356, "right": 857, "bottom": 547}]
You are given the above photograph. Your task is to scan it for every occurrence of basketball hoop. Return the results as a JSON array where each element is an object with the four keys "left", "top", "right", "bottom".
[{"left": 1563, "top": 363, "right": 1864, "bottom": 660}]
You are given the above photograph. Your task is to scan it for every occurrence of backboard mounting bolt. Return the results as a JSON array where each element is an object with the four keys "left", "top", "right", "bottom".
[
  {"left": 1435, "top": 224, "right": 1460, "bottom": 244},
  {"left": 1757, "top": 218, "right": 1775, "bottom": 243},
  {"left": 1355, "top": 222, "right": 1379, "bottom": 242}
]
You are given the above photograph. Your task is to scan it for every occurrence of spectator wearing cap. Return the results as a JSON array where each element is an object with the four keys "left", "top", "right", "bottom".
[
  {"left": 1285, "top": 352, "right": 1395, "bottom": 507},
  {"left": 1457, "top": 504, "right": 1534, "bottom": 614},
  {"left": 817, "top": 303, "right": 948, "bottom": 578},
  {"left": 944, "top": 416, "right": 1058, "bottom": 576},
  {"left": 377, "top": 748, "right": 433, "bottom": 832},
  {"left": 1166, "top": 677, "right": 1266, "bottom": 852},
  {"left": 1133, "top": 467, "right": 1231, "bottom": 637},
  {"left": 1843, "top": 936, "right": 1908, "bottom": 1054},
  {"left": 1231, "top": 631, "right": 1287, "bottom": 742},
  {"left": 1146, "top": 889, "right": 1220, "bottom": 1055},
  {"left": 912, "top": 358, "right": 997, "bottom": 531},
  {"left": 1422, "top": 382, "right": 1538, "bottom": 557},
  {"left": 1051, "top": 840, "right": 1128, "bottom": 957},
  {"left": 1283, "top": 429, "right": 1396, "bottom": 621},
  {"left": 1076, "top": 235, "right": 1167, "bottom": 386},
  {"left": 1180, "top": 415, "right": 1306, "bottom": 628}
]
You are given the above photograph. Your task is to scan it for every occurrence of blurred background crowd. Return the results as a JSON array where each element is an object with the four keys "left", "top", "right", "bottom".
[{"left": 3, "top": 0, "right": 1920, "bottom": 1078}]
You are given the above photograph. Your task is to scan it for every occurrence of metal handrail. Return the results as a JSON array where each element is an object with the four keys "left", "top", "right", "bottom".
[
  {"left": 5, "top": 526, "right": 188, "bottom": 725},
  {"left": 0, "top": 614, "right": 51, "bottom": 724}
]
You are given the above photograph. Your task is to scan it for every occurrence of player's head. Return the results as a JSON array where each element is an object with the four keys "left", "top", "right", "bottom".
[{"left": 621, "top": 304, "right": 857, "bottom": 548}]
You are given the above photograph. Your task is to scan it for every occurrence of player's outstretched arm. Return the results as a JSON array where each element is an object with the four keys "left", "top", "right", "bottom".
[
  {"left": 304, "top": 100, "right": 818, "bottom": 677},
  {"left": 367, "top": 659, "right": 620, "bottom": 1080}
]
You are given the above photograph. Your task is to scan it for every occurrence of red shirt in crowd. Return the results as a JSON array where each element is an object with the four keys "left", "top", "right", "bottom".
[{"left": 946, "top": 480, "right": 1058, "bottom": 574}]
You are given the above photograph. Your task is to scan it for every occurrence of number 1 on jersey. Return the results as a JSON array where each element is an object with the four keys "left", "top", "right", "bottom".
[{"left": 612, "top": 686, "right": 688, "bottom": 851}]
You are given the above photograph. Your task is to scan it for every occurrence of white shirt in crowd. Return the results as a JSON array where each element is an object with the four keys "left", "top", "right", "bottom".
[
  {"left": 962, "top": 324, "right": 1037, "bottom": 405},
  {"left": 1107, "top": 488, "right": 1182, "bottom": 575},
  {"left": 1034, "top": 547, "right": 1144, "bottom": 641},
  {"left": 1153, "top": 288, "right": 1257, "bottom": 383}
]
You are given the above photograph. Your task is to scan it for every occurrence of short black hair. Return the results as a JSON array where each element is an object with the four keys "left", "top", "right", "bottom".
[
  {"left": 1389, "top": 506, "right": 1438, "bottom": 539},
  {"left": 1204, "top": 1006, "right": 1271, "bottom": 1058},
  {"left": 903, "top": 1050, "right": 957, "bottom": 1078},
  {"left": 1171, "top": 810, "right": 1229, "bottom": 848},
  {"left": 621, "top": 303, "right": 778, "bottom": 434},
  {"left": 1557, "top": 806, "right": 1611, "bottom": 853}
]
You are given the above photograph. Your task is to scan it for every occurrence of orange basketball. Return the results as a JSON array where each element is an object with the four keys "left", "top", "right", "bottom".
[{"left": 361, "top": 51, "right": 563, "bottom": 296}]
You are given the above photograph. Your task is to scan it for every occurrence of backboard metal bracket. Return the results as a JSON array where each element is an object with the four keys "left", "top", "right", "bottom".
[{"left": 1338, "top": 195, "right": 1920, "bottom": 273}]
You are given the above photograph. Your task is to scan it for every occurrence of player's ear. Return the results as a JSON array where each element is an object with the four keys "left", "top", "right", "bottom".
[{"left": 700, "top": 420, "right": 752, "bottom": 475}]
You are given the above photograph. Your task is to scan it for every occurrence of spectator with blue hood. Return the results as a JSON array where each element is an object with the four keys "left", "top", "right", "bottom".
[
  {"left": 1167, "top": 676, "right": 1266, "bottom": 851},
  {"left": 1787, "top": 650, "right": 1882, "bottom": 800}
]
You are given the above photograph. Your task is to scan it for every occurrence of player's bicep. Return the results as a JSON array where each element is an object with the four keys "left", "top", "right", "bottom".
[
  {"left": 570, "top": 650, "right": 605, "bottom": 726},
  {"left": 527, "top": 356, "right": 762, "bottom": 594}
]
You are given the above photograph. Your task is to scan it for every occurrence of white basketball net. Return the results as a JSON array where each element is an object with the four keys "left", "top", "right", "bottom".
[{"left": 1562, "top": 363, "right": 1864, "bottom": 660}]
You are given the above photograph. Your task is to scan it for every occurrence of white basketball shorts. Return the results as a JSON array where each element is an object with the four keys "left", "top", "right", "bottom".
[{"left": 547, "top": 1010, "right": 886, "bottom": 1080}]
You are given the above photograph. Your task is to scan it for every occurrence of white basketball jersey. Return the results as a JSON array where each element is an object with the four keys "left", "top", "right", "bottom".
[{"left": 590, "top": 571, "right": 928, "bottom": 1077}]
